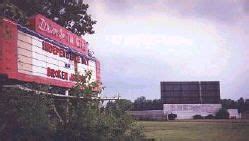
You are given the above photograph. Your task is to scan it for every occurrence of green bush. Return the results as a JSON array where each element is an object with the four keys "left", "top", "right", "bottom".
[
  {"left": 193, "top": 115, "right": 204, "bottom": 119},
  {"left": 215, "top": 108, "right": 230, "bottom": 119},
  {"left": 0, "top": 89, "right": 144, "bottom": 141},
  {"left": 0, "top": 89, "right": 54, "bottom": 141},
  {"left": 0, "top": 71, "right": 145, "bottom": 140},
  {"left": 205, "top": 114, "right": 215, "bottom": 119},
  {"left": 168, "top": 113, "right": 177, "bottom": 120}
]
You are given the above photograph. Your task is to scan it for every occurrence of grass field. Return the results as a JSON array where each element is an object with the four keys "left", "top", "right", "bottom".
[{"left": 138, "top": 120, "right": 249, "bottom": 141}]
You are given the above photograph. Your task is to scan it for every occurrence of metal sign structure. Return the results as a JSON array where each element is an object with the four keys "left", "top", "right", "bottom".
[{"left": 0, "top": 15, "right": 101, "bottom": 89}]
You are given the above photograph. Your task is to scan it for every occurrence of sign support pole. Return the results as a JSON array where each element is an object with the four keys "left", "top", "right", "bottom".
[{"left": 65, "top": 90, "right": 69, "bottom": 123}]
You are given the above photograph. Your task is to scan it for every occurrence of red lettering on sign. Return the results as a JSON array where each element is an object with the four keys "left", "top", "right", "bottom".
[
  {"left": 81, "top": 57, "right": 88, "bottom": 65},
  {"left": 76, "top": 56, "right": 81, "bottom": 63},
  {"left": 42, "top": 41, "right": 86, "bottom": 64},
  {"left": 69, "top": 74, "right": 75, "bottom": 81},
  {"left": 47, "top": 67, "right": 68, "bottom": 80},
  {"left": 59, "top": 50, "right": 65, "bottom": 57}
]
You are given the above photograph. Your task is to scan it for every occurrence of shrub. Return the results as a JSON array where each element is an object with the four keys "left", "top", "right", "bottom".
[
  {"left": 193, "top": 115, "right": 203, "bottom": 119},
  {"left": 168, "top": 113, "right": 177, "bottom": 120},
  {"left": 205, "top": 114, "right": 215, "bottom": 119},
  {"left": 215, "top": 108, "right": 230, "bottom": 119},
  {"left": 0, "top": 71, "right": 145, "bottom": 140}
]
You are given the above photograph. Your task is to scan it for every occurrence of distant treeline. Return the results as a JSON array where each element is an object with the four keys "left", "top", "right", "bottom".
[
  {"left": 221, "top": 98, "right": 249, "bottom": 113},
  {"left": 132, "top": 96, "right": 163, "bottom": 111},
  {"left": 129, "top": 96, "right": 249, "bottom": 112}
]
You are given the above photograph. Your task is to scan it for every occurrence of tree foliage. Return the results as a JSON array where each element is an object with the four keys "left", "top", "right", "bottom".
[
  {"left": 131, "top": 96, "right": 249, "bottom": 112},
  {"left": 0, "top": 71, "right": 144, "bottom": 140},
  {"left": 0, "top": 89, "right": 54, "bottom": 140},
  {"left": 69, "top": 71, "right": 102, "bottom": 98},
  {"left": 106, "top": 99, "right": 133, "bottom": 114},
  {"left": 221, "top": 98, "right": 249, "bottom": 113},
  {"left": 215, "top": 108, "right": 230, "bottom": 119},
  {"left": 132, "top": 96, "right": 163, "bottom": 111},
  {"left": 168, "top": 113, "right": 177, "bottom": 120},
  {"left": 0, "top": 0, "right": 96, "bottom": 36},
  {"left": 105, "top": 100, "right": 144, "bottom": 140}
]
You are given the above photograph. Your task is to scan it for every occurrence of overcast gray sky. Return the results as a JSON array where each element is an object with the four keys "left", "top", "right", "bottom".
[{"left": 84, "top": 0, "right": 249, "bottom": 101}]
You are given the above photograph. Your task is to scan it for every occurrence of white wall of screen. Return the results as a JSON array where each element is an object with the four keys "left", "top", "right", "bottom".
[{"left": 163, "top": 104, "right": 222, "bottom": 119}]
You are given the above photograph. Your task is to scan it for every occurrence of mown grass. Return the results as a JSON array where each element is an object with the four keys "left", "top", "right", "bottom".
[{"left": 138, "top": 120, "right": 249, "bottom": 141}]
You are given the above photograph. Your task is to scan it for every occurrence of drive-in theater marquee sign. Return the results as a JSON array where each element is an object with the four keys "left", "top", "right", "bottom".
[{"left": 0, "top": 14, "right": 101, "bottom": 88}]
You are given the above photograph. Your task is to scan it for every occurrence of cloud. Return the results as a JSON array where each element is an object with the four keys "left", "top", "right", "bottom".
[
  {"left": 90, "top": 0, "right": 247, "bottom": 23},
  {"left": 105, "top": 34, "right": 193, "bottom": 47},
  {"left": 84, "top": 0, "right": 249, "bottom": 100}
]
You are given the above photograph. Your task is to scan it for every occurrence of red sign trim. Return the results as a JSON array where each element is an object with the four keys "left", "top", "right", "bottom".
[{"left": 29, "top": 14, "right": 88, "bottom": 55}]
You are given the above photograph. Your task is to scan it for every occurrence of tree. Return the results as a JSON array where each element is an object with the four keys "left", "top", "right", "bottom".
[
  {"left": 0, "top": 0, "right": 27, "bottom": 24},
  {"left": 132, "top": 96, "right": 163, "bottom": 111},
  {"left": 238, "top": 97, "right": 245, "bottom": 113},
  {"left": 215, "top": 108, "right": 229, "bottom": 119},
  {"left": 221, "top": 99, "right": 237, "bottom": 109},
  {"left": 106, "top": 99, "right": 133, "bottom": 116},
  {"left": 220, "top": 98, "right": 249, "bottom": 114},
  {"left": 39, "top": 0, "right": 96, "bottom": 36},
  {"left": 0, "top": 71, "right": 145, "bottom": 140},
  {"left": 0, "top": 88, "right": 54, "bottom": 140},
  {"left": 105, "top": 99, "right": 144, "bottom": 140},
  {"left": 54, "top": 71, "right": 144, "bottom": 140},
  {"left": 0, "top": 0, "right": 96, "bottom": 36},
  {"left": 152, "top": 99, "right": 163, "bottom": 110},
  {"left": 133, "top": 96, "right": 146, "bottom": 111},
  {"left": 245, "top": 99, "right": 249, "bottom": 111},
  {"left": 69, "top": 71, "right": 103, "bottom": 98}
]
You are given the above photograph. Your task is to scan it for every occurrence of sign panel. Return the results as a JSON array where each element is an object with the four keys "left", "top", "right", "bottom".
[
  {"left": 0, "top": 17, "right": 100, "bottom": 88},
  {"left": 29, "top": 14, "right": 88, "bottom": 55},
  {"left": 17, "top": 31, "right": 97, "bottom": 83}
]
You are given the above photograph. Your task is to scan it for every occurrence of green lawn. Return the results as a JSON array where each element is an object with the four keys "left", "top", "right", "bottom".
[{"left": 138, "top": 120, "right": 249, "bottom": 141}]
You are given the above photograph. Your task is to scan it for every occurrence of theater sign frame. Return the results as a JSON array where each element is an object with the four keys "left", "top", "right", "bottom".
[{"left": 0, "top": 15, "right": 101, "bottom": 89}]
